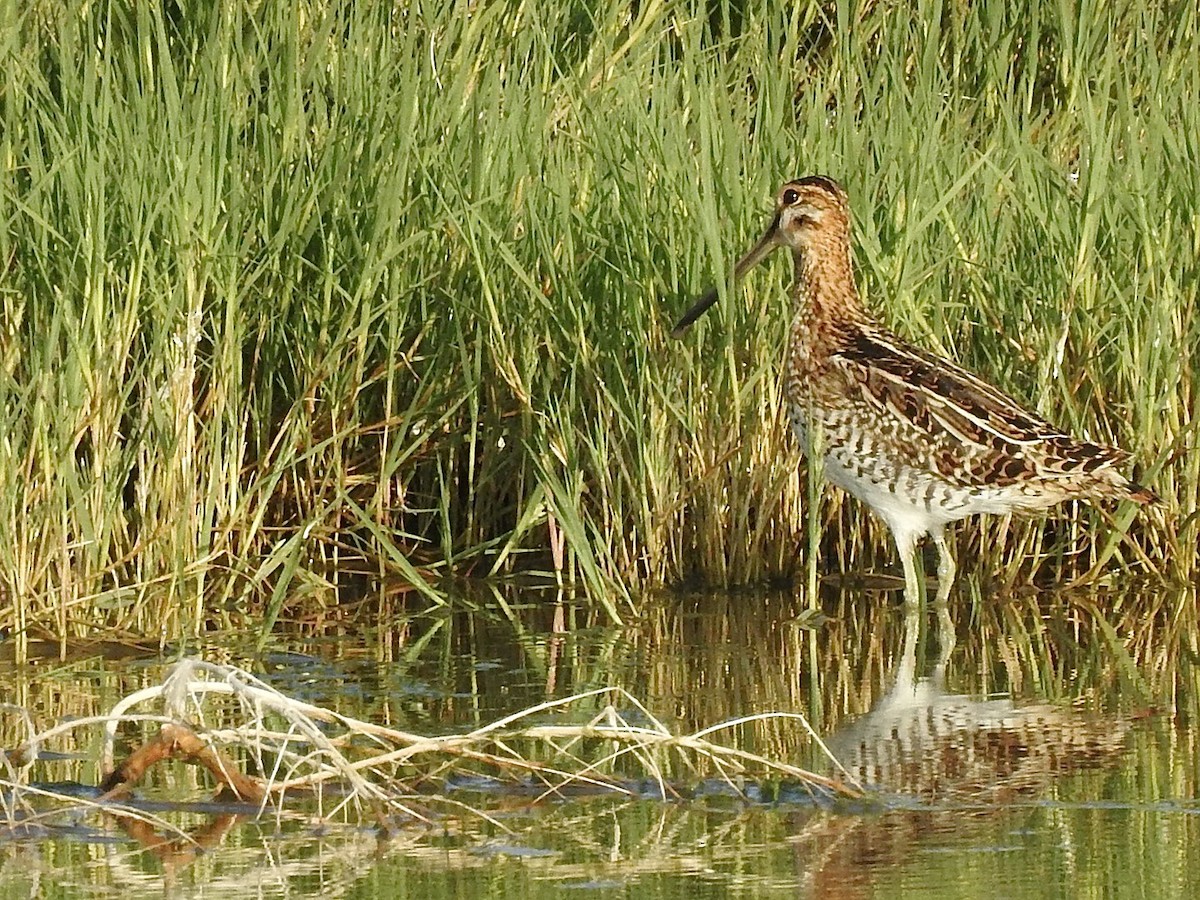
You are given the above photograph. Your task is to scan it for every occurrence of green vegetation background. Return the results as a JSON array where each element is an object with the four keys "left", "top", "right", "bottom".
[{"left": 1, "top": 0, "right": 1194, "bottom": 638}]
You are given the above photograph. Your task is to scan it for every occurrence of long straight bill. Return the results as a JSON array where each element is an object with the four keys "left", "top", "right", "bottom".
[{"left": 669, "top": 216, "right": 782, "bottom": 338}]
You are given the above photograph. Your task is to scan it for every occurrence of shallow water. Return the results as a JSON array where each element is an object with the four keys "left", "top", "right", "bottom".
[{"left": 2, "top": 581, "right": 1198, "bottom": 898}]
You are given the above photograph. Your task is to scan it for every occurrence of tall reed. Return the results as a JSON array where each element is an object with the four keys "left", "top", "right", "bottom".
[{"left": 0, "top": 0, "right": 1195, "bottom": 638}]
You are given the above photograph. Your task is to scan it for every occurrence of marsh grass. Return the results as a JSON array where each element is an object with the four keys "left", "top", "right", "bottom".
[{"left": 0, "top": 0, "right": 1195, "bottom": 639}]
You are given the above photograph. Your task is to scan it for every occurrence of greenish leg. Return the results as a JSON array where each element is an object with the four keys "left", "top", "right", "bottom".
[
  {"left": 930, "top": 529, "right": 958, "bottom": 661},
  {"left": 894, "top": 530, "right": 922, "bottom": 608},
  {"left": 930, "top": 529, "right": 957, "bottom": 606}
]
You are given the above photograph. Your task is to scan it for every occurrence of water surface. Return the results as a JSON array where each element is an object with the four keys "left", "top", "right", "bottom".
[{"left": 2, "top": 581, "right": 1197, "bottom": 897}]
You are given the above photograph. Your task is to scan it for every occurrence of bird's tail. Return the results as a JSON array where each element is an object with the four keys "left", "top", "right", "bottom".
[{"left": 1124, "top": 481, "right": 1159, "bottom": 505}]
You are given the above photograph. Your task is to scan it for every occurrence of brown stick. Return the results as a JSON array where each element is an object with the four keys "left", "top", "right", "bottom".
[{"left": 100, "top": 722, "right": 265, "bottom": 803}]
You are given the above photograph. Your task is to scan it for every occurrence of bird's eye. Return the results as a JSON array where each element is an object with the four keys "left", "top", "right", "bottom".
[{"left": 782, "top": 188, "right": 800, "bottom": 205}]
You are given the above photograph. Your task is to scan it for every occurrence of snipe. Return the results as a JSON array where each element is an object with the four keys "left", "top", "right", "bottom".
[{"left": 672, "top": 176, "right": 1155, "bottom": 604}]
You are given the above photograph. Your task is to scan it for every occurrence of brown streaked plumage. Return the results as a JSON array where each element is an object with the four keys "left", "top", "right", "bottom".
[{"left": 673, "top": 175, "right": 1155, "bottom": 604}]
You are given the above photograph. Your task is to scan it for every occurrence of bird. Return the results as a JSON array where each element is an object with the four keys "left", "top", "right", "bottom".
[{"left": 671, "top": 175, "right": 1156, "bottom": 605}]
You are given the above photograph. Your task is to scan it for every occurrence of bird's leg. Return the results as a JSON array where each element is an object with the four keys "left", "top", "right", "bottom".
[
  {"left": 929, "top": 529, "right": 958, "bottom": 661},
  {"left": 930, "top": 530, "right": 957, "bottom": 606},
  {"left": 892, "top": 530, "right": 921, "bottom": 608}
]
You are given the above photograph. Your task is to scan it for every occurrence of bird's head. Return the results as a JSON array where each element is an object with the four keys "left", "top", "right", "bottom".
[{"left": 670, "top": 175, "right": 851, "bottom": 337}]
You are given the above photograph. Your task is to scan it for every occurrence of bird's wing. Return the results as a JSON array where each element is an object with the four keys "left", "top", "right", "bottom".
[{"left": 827, "top": 328, "right": 1129, "bottom": 484}]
